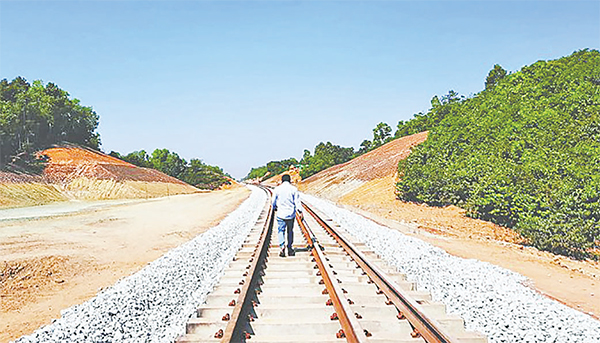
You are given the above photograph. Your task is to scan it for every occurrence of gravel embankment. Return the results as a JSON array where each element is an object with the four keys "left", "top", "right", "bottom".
[
  {"left": 303, "top": 194, "right": 600, "bottom": 343},
  {"left": 15, "top": 186, "right": 266, "bottom": 343}
]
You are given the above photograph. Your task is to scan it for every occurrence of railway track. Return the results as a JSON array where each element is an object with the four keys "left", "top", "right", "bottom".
[{"left": 176, "top": 187, "right": 487, "bottom": 342}]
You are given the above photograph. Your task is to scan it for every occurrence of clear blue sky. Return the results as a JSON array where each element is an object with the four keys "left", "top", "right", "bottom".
[{"left": 1, "top": 1, "right": 598, "bottom": 179}]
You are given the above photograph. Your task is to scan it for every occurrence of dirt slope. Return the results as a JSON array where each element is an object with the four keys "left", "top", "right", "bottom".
[
  {"left": 42, "top": 146, "right": 189, "bottom": 184},
  {"left": 0, "top": 146, "right": 199, "bottom": 208},
  {"left": 298, "top": 132, "right": 600, "bottom": 319},
  {"left": 0, "top": 171, "right": 67, "bottom": 208},
  {"left": 300, "top": 132, "right": 428, "bottom": 200}
]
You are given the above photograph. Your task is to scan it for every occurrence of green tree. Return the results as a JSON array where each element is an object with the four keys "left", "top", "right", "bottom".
[
  {"left": 372, "top": 122, "right": 392, "bottom": 148},
  {"left": 110, "top": 150, "right": 152, "bottom": 168},
  {"left": 357, "top": 139, "right": 372, "bottom": 154},
  {"left": 150, "top": 148, "right": 186, "bottom": 178},
  {"left": 394, "top": 91, "right": 464, "bottom": 140},
  {"left": 123, "top": 150, "right": 152, "bottom": 168},
  {"left": 300, "top": 142, "right": 354, "bottom": 179},
  {"left": 485, "top": 64, "right": 507, "bottom": 90},
  {"left": 108, "top": 151, "right": 123, "bottom": 159},
  {"left": 245, "top": 165, "right": 269, "bottom": 180},
  {"left": 0, "top": 77, "right": 100, "bottom": 171},
  {"left": 181, "top": 158, "right": 230, "bottom": 190},
  {"left": 112, "top": 148, "right": 231, "bottom": 190},
  {"left": 244, "top": 157, "right": 298, "bottom": 180}
]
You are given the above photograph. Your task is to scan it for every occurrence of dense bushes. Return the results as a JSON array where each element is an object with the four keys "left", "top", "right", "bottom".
[{"left": 397, "top": 49, "right": 600, "bottom": 259}]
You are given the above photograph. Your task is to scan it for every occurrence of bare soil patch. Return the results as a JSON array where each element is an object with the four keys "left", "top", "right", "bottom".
[
  {"left": 0, "top": 185, "right": 250, "bottom": 343},
  {"left": 0, "top": 183, "right": 67, "bottom": 208},
  {"left": 299, "top": 133, "right": 600, "bottom": 320}
]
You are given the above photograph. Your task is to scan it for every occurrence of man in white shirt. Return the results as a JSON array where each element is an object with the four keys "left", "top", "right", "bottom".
[{"left": 272, "top": 174, "right": 303, "bottom": 257}]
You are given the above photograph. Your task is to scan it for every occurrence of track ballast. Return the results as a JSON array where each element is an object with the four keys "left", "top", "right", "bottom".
[{"left": 176, "top": 186, "right": 487, "bottom": 343}]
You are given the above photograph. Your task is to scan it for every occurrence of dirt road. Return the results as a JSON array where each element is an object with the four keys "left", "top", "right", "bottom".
[{"left": 0, "top": 186, "right": 250, "bottom": 343}]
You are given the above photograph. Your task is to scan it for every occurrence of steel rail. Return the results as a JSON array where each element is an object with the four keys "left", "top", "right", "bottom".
[
  {"left": 220, "top": 186, "right": 274, "bottom": 342},
  {"left": 302, "top": 202, "right": 460, "bottom": 343},
  {"left": 296, "top": 213, "right": 369, "bottom": 343}
]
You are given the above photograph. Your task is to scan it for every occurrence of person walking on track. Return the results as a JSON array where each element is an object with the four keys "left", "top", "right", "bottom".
[{"left": 272, "top": 174, "right": 303, "bottom": 257}]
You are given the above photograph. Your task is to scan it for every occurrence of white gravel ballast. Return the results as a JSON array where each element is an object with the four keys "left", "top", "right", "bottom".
[
  {"left": 303, "top": 194, "right": 600, "bottom": 343},
  {"left": 14, "top": 186, "right": 266, "bottom": 343}
]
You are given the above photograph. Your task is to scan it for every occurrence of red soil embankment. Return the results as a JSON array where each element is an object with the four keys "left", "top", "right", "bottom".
[
  {"left": 0, "top": 146, "right": 199, "bottom": 208},
  {"left": 42, "top": 147, "right": 190, "bottom": 185}
]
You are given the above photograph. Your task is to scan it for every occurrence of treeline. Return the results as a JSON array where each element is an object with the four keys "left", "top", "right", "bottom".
[
  {"left": 0, "top": 77, "right": 231, "bottom": 190},
  {"left": 299, "top": 142, "right": 354, "bottom": 179},
  {"left": 0, "top": 77, "right": 100, "bottom": 172},
  {"left": 244, "top": 142, "right": 358, "bottom": 181},
  {"left": 244, "top": 122, "right": 401, "bottom": 181},
  {"left": 245, "top": 158, "right": 299, "bottom": 180},
  {"left": 396, "top": 49, "right": 600, "bottom": 259},
  {"left": 109, "top": 149, "right": 230, "bottom": 190}
]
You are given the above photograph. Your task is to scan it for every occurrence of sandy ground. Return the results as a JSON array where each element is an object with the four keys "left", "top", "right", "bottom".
[
  {"left": 0, "top": 186, "right": 250, "bottom": 343},
  {"left": 302, "top": 174, "right": 600, "bottom": 320}
]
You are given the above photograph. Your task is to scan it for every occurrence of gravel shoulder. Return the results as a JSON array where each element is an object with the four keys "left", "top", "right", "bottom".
[
  {"left": 0, "top": 185, "right": 250, "bottom": 343},
  {"left": 304, "top": 194, "right": 600, "bottom": 342},
  {"left": 332, "top": 181, "right": 600, "bottom": 319},
  {"left": 300, "top": 174, "right": 600, "bottom": 321}
]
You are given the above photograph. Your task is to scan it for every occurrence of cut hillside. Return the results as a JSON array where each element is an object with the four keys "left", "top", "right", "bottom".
[
  {"left": 299, "top": 132, "right": 428, "bottom": 200},
  {"left": 298, "top": 131, "right": 599, "bottom": 319},
  {"left": 43, "top": 146, "right": 189, "bottom": 183},
  {"left": 0, "top": 146, "right": 199, "bottom": 208},
  {"left": 42, "top": 146, "right": 198, "bottom": 200}
]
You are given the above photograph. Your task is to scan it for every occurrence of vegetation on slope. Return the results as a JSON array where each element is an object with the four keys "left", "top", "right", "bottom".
[
  {"left": 244, "top": 158, "right": 299, "bottom": 181},
  {"left": 244, "top": 145, "right": 354, "bottom": 181},
  {"left": 299, "top": 142, "right": 355, "bottom": 179},
  {"left": 245, "top": 123, "right": 400, "bottom": 181},
  {"left": 0, "top": 77, "right": 100, "bottom": 172},
  {"left": 0, "top": 77, "right": 231, "bottom": 190},
  {"left": 109, "top": 149, "right": 230, "bottom": 190},
  {"left": 396, "top": 49, "right": 600, "bottom": 259}
]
